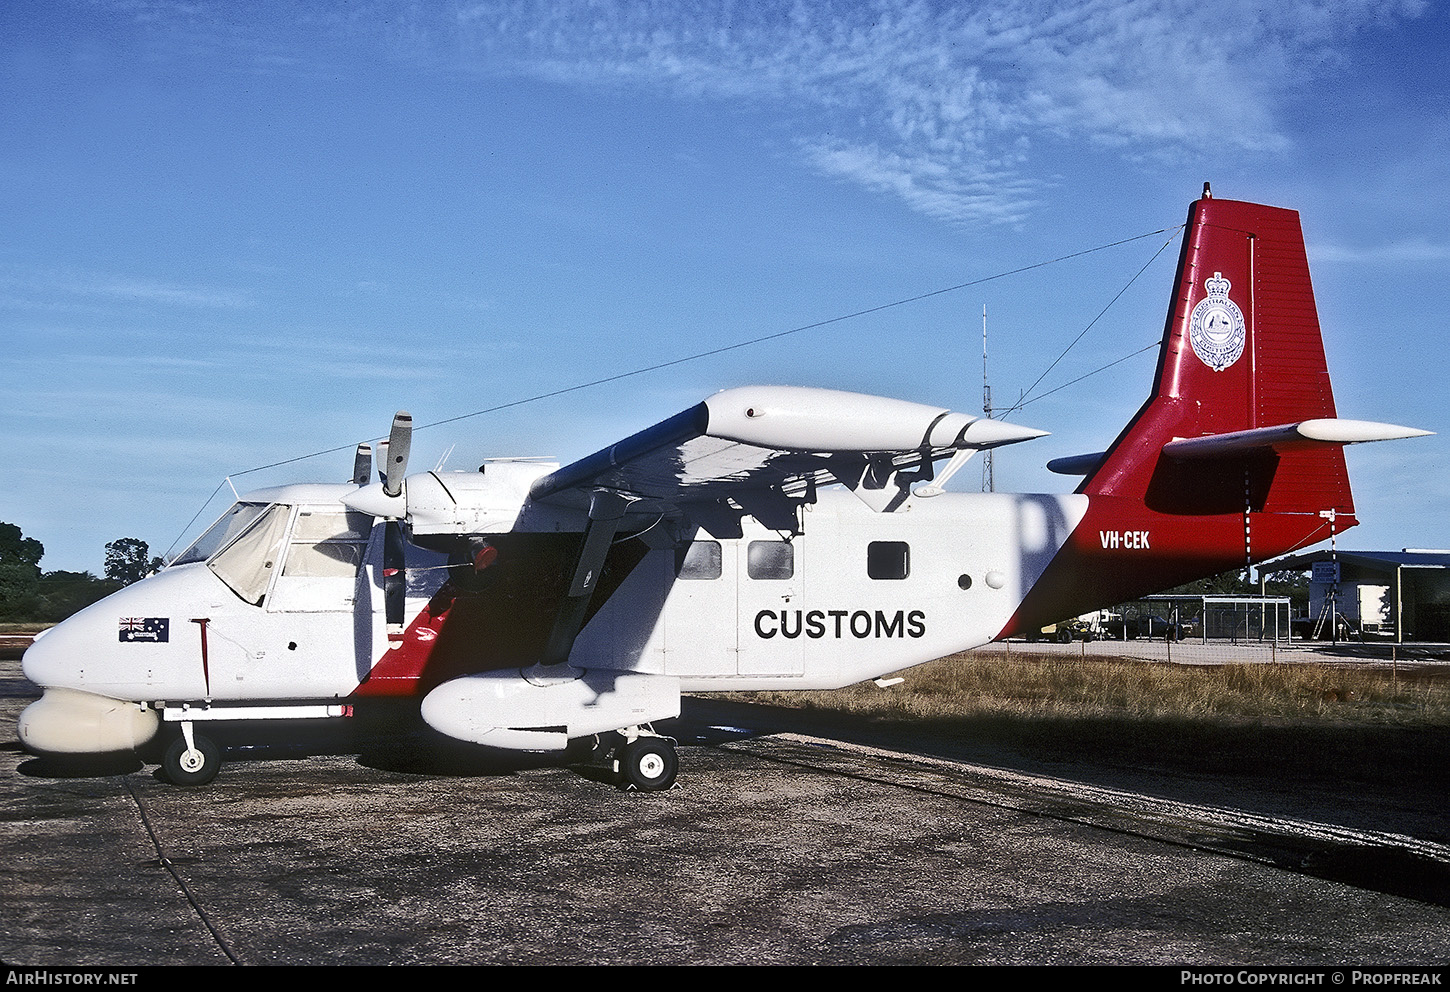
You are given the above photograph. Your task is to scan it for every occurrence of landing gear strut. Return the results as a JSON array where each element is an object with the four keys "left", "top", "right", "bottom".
[{"left": 162, "top": 724, "right": 221, "bottom": 786}]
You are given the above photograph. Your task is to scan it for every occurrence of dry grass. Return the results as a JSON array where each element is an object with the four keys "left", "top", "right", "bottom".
[
  {"left": 731, "top": 650, "right": 1450, "bottom": 727},
  {"left": 715, "top": 651, "right": 1450, "bottom": 785},
  {"left": 701, "top": 649, "right": 1450, "bottom": 823}
]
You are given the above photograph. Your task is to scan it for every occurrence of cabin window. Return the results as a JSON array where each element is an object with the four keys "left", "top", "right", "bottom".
[
  {"left": 281, "top": 510, "right": 373, "bottom": 578},
  {"left": 747, "top": 540, "right": 794, "bottom": 580},
  {"left": 867, "top": 541, "right": 910, "bottom": 580},
  {"left": 676, "top": 541, "right": 722, "bottom": 580},
  {"left": 207, "top": 504, "right": 291, "bottom": 605}
]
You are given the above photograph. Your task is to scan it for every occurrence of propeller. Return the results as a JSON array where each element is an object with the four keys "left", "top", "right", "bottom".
[
  {"left": 382, "top": 411, "right": 412, "bottom": 497},
  {"left": 352, "top": 443, "right": 373, "bottom": 486},
  {"left": 343, "top": 412, "right": 414, "bottom": 632},
  {"left": 384, "top": 515, "right": 406, "bottom": 632},
  {"left": 378, "top": 412, "right": 412, "bottom": 631}
]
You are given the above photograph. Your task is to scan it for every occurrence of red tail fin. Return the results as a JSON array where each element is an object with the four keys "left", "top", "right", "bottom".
[
  {"left": 1004, "top": 190, "right": 1430, "bottom": 636},
  {"left": 1081, "top": 192, "right": 1352, "bottom": 520}
]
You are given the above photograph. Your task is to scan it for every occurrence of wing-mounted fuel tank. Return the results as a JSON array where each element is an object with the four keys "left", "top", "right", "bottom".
[{"left": 420, "top": 666, "right": 680, "bottom": 752}]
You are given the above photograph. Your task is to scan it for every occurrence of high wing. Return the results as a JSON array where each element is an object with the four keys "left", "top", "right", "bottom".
[
  {"left": 344, "top": 386, "right": 1048, "bottom": 532},
  {"left": 527, "top": 385, "right": 1047, "bottom": 518}
]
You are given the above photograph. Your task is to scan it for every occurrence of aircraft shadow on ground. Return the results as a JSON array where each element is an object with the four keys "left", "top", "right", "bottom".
[
  {"left": 682, "top": 696, "right": 1450, "bottom": 908},
  {"left": 8, "top": 717, "right": 623, "bottom": 784}
]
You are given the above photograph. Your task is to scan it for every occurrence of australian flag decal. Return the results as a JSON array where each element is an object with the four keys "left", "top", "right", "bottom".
[{"left": 119, "top": 617, "right": 169, "bottom": 643}]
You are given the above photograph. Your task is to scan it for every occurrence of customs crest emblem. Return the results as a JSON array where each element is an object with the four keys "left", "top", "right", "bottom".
[{"left": 1188, "top": 271, "right": 1246, "bottom": 372}]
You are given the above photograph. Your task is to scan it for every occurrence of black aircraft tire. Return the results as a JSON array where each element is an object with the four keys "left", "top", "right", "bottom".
[
  {"left": 163, "top": 732, "right": 222, "bottom": 787},
  {"left": 619, "top": 738, "right": 678, "bottom": 792}
]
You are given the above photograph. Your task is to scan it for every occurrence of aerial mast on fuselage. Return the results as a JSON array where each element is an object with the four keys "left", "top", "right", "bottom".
[{"left": 982, "top": 304, "right": 994, "bottom": 493}]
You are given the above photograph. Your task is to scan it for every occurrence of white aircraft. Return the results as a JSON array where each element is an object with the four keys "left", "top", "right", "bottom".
[{"left": 18, "top": 189, "right": 1431, "bottom": 790}]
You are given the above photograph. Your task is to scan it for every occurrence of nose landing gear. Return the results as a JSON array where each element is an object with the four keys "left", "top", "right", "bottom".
[{"left": 162, "top": 724, "right": 221, "bottom": 786}]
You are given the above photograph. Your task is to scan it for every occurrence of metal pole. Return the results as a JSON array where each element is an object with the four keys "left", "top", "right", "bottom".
[
  {"left": 1320, "top": 509, "right": 1339, "bottom": 646},
  {"left": 1396, "top": 564, "right": 1404, "bottom": 646}
]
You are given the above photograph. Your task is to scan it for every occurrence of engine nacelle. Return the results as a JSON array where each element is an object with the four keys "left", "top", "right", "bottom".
[
  {"left": 18, "top": 687, "right": 160, "bottom": 755},
  {"left": 420, "top": 666, "right": 680, "bottom": 751}
]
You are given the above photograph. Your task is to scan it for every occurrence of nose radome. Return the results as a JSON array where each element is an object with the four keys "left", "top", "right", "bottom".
[
  {"left": 20, "top": 624, "right": 67, "bottom": 690},
  {"left": 22, "top": 599, "right": 132, "bottom": 692}
]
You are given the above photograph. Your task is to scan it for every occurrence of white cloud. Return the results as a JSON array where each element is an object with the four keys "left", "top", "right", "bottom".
[
  {"left": 0, "top": 264, "right": 254, "bottom": 310},
  {"left": 800, "top": 139, "right": 1040, "bottom": 225},
  {"left": 1310, "top": 237, "right": 1450, "bottom": 265},
  {"left": 443, "top": 0, "right": 1428, "bottom": 223},
  {"left": 99, "top": 0, "right": 1431, "bottom": 225}
]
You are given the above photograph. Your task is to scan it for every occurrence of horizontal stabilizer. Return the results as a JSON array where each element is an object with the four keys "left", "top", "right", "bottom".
[
  {"left": 1162, "top": 419, "right": 1432, "bottom": 460},
  {"left": 1047, "top": 451, "right": 1107, "bottom": 476}
]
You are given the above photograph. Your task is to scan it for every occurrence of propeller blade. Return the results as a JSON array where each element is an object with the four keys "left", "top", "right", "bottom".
[
  {"left": 384, "top": 519, "right": 406, "bottom": 629},
  {"left": 382, "top": 411, "right": 412, "bottom": 498},
  {"left": 352, "top": 443, "right": 373, "bottom": 486}
]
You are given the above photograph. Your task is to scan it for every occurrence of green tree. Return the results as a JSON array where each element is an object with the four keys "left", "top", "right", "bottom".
[
  {"left": 37, "top": 570, "right": 118, "bottom": 622},
  {"left": 1167, "top": 569, "right": 1251, "bottom": 596},
  {"left": 1259, "top": 567, "right": 1310, "bottom": 614},
  {"left": 104, "top": 537, "right": 163, "bottom": 586},
  {"left": 0, "top": 522, "right": 45, "bottom": 621}
]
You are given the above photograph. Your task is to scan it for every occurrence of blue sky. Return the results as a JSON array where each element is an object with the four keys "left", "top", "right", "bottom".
[{"left": 3, "top": 0, "right": 1447, "bottom": 574}]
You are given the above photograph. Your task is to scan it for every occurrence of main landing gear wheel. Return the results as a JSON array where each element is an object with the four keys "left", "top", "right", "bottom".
[
  {"left": 163, "top": 731, "right": 221, "bottom": 786},
  {"left": 617, "top": 737, "right": 678, "bottom": 792}
]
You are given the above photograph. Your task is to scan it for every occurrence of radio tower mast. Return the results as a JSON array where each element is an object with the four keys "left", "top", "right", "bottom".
[{"left": 982, "top": 304, "right": 994, "bottom": 493}]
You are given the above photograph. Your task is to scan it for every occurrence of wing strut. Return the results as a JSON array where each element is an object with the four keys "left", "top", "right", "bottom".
[{"left": 540, "top": 490, "right": 630, "bottom": 666}]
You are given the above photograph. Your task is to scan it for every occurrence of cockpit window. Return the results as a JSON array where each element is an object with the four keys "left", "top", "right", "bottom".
[
  {"left": 281, "top": 510, "right": 373, "bottom": 578},
  {"left": 173, "top": 503, "right": 273, "bottom": 566},
  {"left": 207, "top": 504, "right": 291, "bottom": 605}
]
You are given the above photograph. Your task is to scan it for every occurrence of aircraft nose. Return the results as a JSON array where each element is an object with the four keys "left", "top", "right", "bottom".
[
  {"left": 21, "top": 610, "right": 111, "bottom": 693},
  {"left": 21, "top": 624, "right": 70, "bottom": 690}
]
